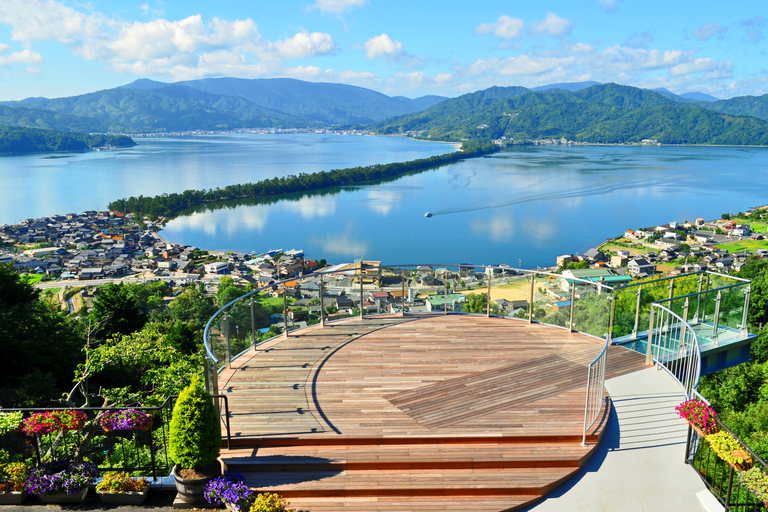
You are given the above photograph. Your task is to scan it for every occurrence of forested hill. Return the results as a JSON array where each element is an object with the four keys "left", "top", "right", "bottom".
[
  {"left": 372, "top": 83, "right": 768, "bottom": 145},
  {"left": 0, "top": 78, "right": 448, "bottom": 133},
  {"left": 0, "top": 126, "right": 136, "bottom": 155}
]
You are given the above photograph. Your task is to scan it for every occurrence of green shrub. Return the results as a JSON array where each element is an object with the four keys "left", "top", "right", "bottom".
[
  {"left": 0, "top": 411, "right": 23, "bottom": 435},
  {"left": 168, "top": 376, "right": 221, "bottom": 470}
]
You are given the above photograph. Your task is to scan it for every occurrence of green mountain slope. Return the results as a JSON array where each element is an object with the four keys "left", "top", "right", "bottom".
[
  {"left": 702, "top": 95, "right": 768, "bottom": 121},
  {"left": 4, "top": 85, "right": 312, "bottom": 133},
  {"left": 373, "top": 84, "right": 768, "bottom": 145},
  {"left": 168, "top": 77, "right": 447, "bottom": 124},
  {"left": 0, "top": 126, "right": 135, "bottom": 155}
]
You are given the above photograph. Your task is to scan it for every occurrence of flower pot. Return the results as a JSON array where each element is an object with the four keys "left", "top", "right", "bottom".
[
  {"left": 691, "top": 424, "right": 718, "bottom": 438},
  {"left": 172, "top": 463, "right": 222, "bottom": 508},
  {"left": 0, "top": 490, "right": 28, "bottom": 505},
  {"left": 98, "top": 485, "right": 150, "bottom": 505},
  {"left": 38, "top": 487, "right": 89, "bottom": 504},
  {"left": 729, "top": 450, "right": 753, "bottom": 471}
]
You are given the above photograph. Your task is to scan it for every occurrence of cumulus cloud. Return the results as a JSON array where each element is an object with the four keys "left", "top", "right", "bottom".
[
  {"left": 363, "top": 33, "right": 425, "bottom": 68},
  {"left": 0, "top": 0, "right": 340, "bottom": 80},
  {"left": 694, "top": 24, "right": 727, "bottom": 41},
  {"left": 530, "top": 13, "right": 572, "bottom": 37},
  {"left": 271, "top": 31, "right": 338, "bottom": 59},
  {"left": 312, "top": 0, "right": 365, "bottom": 13},
  {"left": 474, "top": 15, "right": 525, "bottom": 39},
  {"left": 0, "top": 44, "right": 43, "bottom": 66}
]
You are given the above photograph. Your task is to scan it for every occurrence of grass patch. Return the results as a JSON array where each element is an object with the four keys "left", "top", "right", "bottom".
[
  {"left": 598, "top": 240, "right": 646, "bottom": 256},
  {"left": 729, "top": 217, "right": 767, "bottom": 233},
  {"left": 19, "top": 274, "right": 45, "bottom": 285},
  {"left": 714, "top": 239, "right": 768, "bottom": 253}
]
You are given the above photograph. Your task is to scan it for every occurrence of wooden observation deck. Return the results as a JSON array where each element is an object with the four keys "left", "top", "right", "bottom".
[{"left": 217, "top": 315, "right": 648, "bottom": 512}]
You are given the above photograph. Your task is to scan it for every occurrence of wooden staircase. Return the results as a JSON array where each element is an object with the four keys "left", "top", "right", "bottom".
[{"left": 220, "top": 432, "right": 602, "bottom": 512}]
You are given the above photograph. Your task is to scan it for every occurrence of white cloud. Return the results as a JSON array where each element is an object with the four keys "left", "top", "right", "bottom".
[
  {"left": 272, "top": 31, "right": 338, "bottom": 59},
  {"left": 741, "top": 15, "right": 765, "bottom": 42},
  {"left": 364, "top": 33, "right": 404, "bottom": 60},
  {"left": 670, "top": 58, "right": 731, "bottom": 76},
  {"left": 694, "top": 24, "right": 727, "bottom": 41},
  {"left": 530, "top": 13, "right": 572, "bottom": 37},
  {"left": 474, "top": 16, "right": 525, "bottom": 39},
  {"left": 624, "top": 31, "right": 654, "bottom": 49},
  {"left": 312, "top": 0, "right": 365, "bottom": 13},
  {"left": 0, "top": 0, "right": 340, "bottom": 80},
  {"left": 0, "top": 45, "right": 43, "bottom": 66}
]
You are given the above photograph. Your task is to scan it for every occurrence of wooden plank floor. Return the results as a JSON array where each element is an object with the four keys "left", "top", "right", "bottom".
[
  {"left": 219, "top": 315, "right": 647, "bottom": 439},
  {"left": 218, "top": 315, "right": 649, "bottom": 512}
]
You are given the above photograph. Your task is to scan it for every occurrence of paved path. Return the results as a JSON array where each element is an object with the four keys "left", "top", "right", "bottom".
[{"left": 524, "top": 366, "right": 709, "bottom": 512}]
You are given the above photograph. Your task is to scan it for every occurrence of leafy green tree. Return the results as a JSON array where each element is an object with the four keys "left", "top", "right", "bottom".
[
  {"left": 0, "top": 264, "right": 82, "bottom": 405},
  {"left": 168, "top": 287, "right": 217, "bottom": 326},
  {"left": 89, "top": 283, "right": 147, "bottom": 340}
]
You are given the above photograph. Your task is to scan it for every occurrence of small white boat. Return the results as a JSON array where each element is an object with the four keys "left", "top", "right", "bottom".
[{"left": 425, "top": 212, "right": 433, "bottom": 218}]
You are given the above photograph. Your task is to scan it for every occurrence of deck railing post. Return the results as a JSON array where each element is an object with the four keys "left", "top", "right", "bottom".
[
  {"left": 528, "top": 273, "right": 535, "bottom": 324},
  {"left": 632, "top": 285, "right": 642, "bottom": 337},
  {"left": 569, "top": 284, "right": 576, "bottom": 332},
  {"left": 685, "top": 424, "right": 693, "bottom": 463},
  {"left": 283, "top": 284, "right": 289, "bottom": 338},
  {"left": 668, "top": 279, "right": 675, "bottom": 301},
  {"left": 401, "top": 267, "right": 406, "bottom": 316},
  {"left": 250, "top": 295, "right": 256, "bottom": 348},
  {"left": 646, "top": 306, "right": 656, "bottom": 365},
  {"left": 224, "top": 311, "right": 231, "bottom": 366},
  {"left": 581, "top": 365, "right": 592, "bottom": 447},
  {"left": 607, "top": 293, "right": 615, "bottom": 342},
  {"left": 712, "top": 290, "right": 721, "bottom": 345},
  {"left": 741, "top": 284, "right": 751, "bottom": 336},
  {"left": 682, "top": 297, "right": 690, "bottom": 325},
  {"left": 320, "top": 275, "right": 326, "bottom": 326},
  {"left": 360, "top": 269, "right": 365, "bottom": 320},
  {"left": 444, "top": 278, "right": 448, "bottom": 315},
  {"left": 726, "top": 466, "right": 734, "bottom": 507},
  {"left": 487, "top": 268, "right": 491, "bottom": 318}
]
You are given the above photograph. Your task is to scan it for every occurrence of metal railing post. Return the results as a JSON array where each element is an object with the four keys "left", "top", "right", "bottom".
[
  {"left": 528, "top": 273, "right": 535, "bottom": 323},
  {"left": 668, "top": 279, "right": 675, "bottom": 301},
  {"left": 283, "top": 284, "right": 289, "bottom": 337},
  {"left": 320, "top": 275, "right": 326, "bottom": 326},
  {"left": 401, "top": 267, "right": 406, "bottom": 316},
  {"left": 487, "top": 268, "right": 491, "bottom": 318},
  {"left": 581, "top": 366, "right": 593, "bottom": 447},
  {"left": 444, "top": 278, "right": 448, "bottom": 315},
  {"left": 646, "top": 306, "right": 656, "bottom": 365},
  {"left": 682, "top": 297, "right": 690, "bottom": 325},
  {"left": 250, "top": 295, "right": 256, "bottom": 348},
  {"left": 741, "top": 284, "right": 751, "bottom": 336},
  {"left": 632, "top": 285, "right": 642, "bottom": 337},
  {"left": 569, "top": 283, "right": 576, "bottom": 332},
  {"left": 224, "top": 311, "right": 231, "bottom": 366},
  {"left": 607, "top": 294, "right": 615, "bottom": 342},
  {"left": 360, "top": 269, "right": 365, "bottom": 320},
  {"left": 712, "top": 290, "right": 721, "bottom": 345}
]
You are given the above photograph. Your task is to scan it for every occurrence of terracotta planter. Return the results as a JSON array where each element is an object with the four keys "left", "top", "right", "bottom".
[
  {"left": 692, "top": 424, "right": 718, "bottom": 438},
  {"left": 0, "top": 490, "right": 28, "bottom": 505},
  {"left": 98, "top": 485, "right": 150, "bottom": 505},
  {"left": 728, "top": 450, "right": 753, "bottom": 471},
  {"left": 38, "top": 487, "right": 89, "bottom": 504}
]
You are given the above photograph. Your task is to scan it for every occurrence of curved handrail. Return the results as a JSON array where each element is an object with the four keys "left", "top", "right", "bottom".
[
  {"left": 202, "top": 263, "right": 615, "bottom": 365},
  {"left": 646, "top": 303, "right": 702, "bottom": 398}
]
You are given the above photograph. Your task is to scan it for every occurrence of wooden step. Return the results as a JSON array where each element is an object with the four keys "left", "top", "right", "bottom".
[
  {"left": 223, "top": 441, "right": 592, "bottom": 471},
  {"left": 283, "top": 495, "right": 541, "bottom": 512},
  {"left": 242, "top": 467, "right": 575, "bottom": 498}
]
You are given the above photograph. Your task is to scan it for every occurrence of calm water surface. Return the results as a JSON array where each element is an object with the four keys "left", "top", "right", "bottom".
[{"left": 2, "top": 134, "right": 766, "bottom": 267}]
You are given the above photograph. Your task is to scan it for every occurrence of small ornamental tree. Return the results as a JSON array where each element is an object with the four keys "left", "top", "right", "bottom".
[{"left": 168, "top": 376, "right": 221, "bottom": 471}]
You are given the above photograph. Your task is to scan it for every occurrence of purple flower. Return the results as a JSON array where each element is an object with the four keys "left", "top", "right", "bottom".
[
  {"left": 26, "top": 460, "right": 98, "bottom": 495},
  {"left": 204, "top": 472, "right": 254, "bottom": 511},
  {"left": 99, "top": 409, "right": 152, "bottom": 431}
]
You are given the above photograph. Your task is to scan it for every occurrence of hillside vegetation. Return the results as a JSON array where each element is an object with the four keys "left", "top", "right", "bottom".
[
  {"left": 373, "top": 83, "right": 768, "bottom": 145},
  {"left": 0, "top": 126, "right": 135, "bottom": 155}
]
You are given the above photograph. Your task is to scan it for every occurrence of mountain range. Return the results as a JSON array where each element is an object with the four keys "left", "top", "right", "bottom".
[
  {"left": 0, "top": 78, "right": 767, "bottom": 145},
  {"left": 372, "top": 83, "right": 768, "bottom": 145}
]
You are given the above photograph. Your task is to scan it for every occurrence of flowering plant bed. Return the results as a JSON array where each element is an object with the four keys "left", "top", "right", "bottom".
[
  {"left": 97, "top": 472, "right": 150, "bottom": 505},
  {"left": 251, "top": 492, "right": 296, "bottom": 512},
  {"left": 0, "top": 411, "right": 24, "bottom": 435},
  {"left": 26, "top": 459, "right": 98, "bottom": 496},
  {"left": 675, "top": 399, "right": 718, "bottom": 435},
  {"left": 22, "top": 410, "right": 87, "bottom": 435},
  {"left": 0, "top": 450, "right": 31, "bottom": 493},
  {"left": 99, "top": 409, "right": 152, "bottom": 432},
  {"left": 204, "top": 472, "right": 254, "bottom": 512},
  {"left": 707, "top": 431, "right": 753, "bottom": 471},
  {"left": 739, "top": 467, "right": 768, "bottom": 504}
]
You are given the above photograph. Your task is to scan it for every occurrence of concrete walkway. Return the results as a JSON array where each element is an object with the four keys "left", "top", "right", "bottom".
[{"left": 524, "top": 366, "right": 710, "bottom": 512}]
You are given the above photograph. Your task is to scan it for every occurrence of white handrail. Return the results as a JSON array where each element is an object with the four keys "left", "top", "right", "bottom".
[{"left": 646, "top": 303, "right": 702, "bottom": 398}]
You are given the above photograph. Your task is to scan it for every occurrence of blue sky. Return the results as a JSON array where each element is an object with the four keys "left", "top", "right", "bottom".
[{"left": 0, "top": 0, "right": 765, "bottom": 101}]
